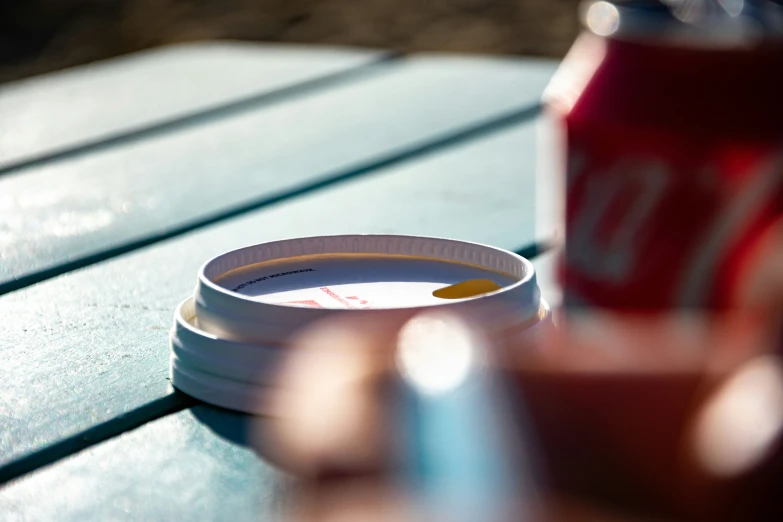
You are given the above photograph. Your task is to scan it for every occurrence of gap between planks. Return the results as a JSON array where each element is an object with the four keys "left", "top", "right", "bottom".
[{"left": 0, "top": 392, "right": 196, "bottom": 485}]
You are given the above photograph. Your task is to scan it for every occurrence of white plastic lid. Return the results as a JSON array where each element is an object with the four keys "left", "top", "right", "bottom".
[{"left": 194, "top": 235, "right": 542, "bottom": 344}]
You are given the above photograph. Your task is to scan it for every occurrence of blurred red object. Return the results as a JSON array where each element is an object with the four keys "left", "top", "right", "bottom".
[
  {"left": 542, "top": 1, "right": 783, "bottom": 311},
  {"left": 506, "top": 309, "right": 783, "bottom": 520}
]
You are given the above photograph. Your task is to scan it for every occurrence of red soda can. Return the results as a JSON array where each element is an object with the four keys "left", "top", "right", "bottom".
[{"left": 542, "top": 0, "right": 783, "bottom": 310}]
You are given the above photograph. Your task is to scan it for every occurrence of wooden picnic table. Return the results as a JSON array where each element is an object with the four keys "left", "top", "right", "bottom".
[{"left": 0, "top": 41, "right": 559, "bottom": 519}]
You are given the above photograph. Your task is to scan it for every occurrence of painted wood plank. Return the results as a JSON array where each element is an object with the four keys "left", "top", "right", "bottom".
[
  {"left": 0, "top": 55, "right": 557, "bottom": 292},
  {"left": 0, "top": 118, "right": 546, "bottom": 470},
  {"left": 0, "top": 407, "right": 289, "bottom": 521},
  {"left": 0, "top": 42, "right": 382, "bottom": 171}
]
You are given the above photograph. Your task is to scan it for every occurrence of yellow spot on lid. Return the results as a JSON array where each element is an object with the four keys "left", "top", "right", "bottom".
[{"left": 432, "top": 279, "right": 503, "bottom": 300}]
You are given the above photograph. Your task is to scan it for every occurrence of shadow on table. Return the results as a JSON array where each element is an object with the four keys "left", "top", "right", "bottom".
[{"left": 190, "top": 405, "right": 286, "bottom": 466}]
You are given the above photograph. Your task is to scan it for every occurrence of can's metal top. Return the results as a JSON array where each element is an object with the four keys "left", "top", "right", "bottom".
[{"left": 581, "top": 0, "right": 783, "bottom": 45}]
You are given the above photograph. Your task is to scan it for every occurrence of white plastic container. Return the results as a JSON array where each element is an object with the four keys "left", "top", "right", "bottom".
[
  {"left": 170, "top": 297, "right": 282, "bottom": 385},
  {"left": 170, "top": 234, "right": 553, "bottom": 415},
  {"left": 170, "top": 354, "right": 272, "bottom": 415}
]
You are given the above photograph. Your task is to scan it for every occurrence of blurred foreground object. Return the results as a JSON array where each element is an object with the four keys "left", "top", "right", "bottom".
[
  {"left": 541, "top": 0, "right": 783, "bottom": 310},
  {"left": 509, "top": 309, "right": 783, "bottom": 520},
  {"left": 260, "top": 308, "right": 783, "bottom": 521}
]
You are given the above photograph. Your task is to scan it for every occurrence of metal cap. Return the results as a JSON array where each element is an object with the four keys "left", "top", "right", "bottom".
[{"left": 581, "top": 0, "right": 783, "bottom": 45}]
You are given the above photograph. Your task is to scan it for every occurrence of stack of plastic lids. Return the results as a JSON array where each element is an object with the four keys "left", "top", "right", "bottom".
[{"left": 169, "top": 234, "right": 552, "bottom": 415}]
